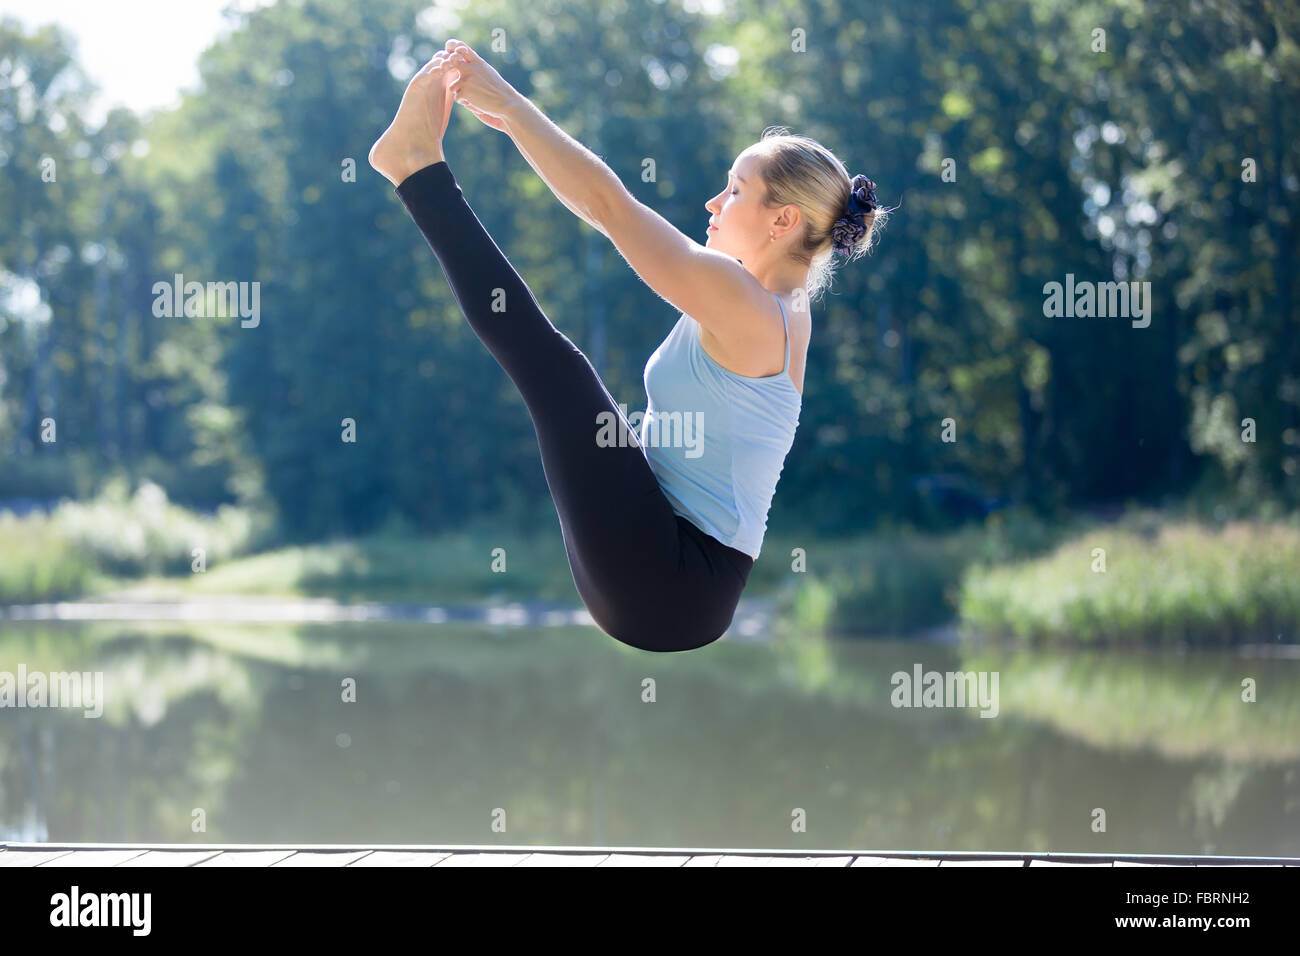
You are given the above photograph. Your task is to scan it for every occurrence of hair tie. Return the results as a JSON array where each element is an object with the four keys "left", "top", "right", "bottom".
[
  {"left": 831, "top": 174, "right": 878, "bottom": 256},
  {"left": 847, "top": 174, "right": 879, "bottom": 216}
]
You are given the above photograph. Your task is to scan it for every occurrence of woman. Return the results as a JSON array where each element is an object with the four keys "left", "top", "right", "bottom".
[{"left": 369, "top": 40, "right": 887, "bottom": 652}]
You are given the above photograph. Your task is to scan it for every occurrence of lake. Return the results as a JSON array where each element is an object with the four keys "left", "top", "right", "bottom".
[{"left": 1, "top": 619, "right": 1297, "bottom": 856}]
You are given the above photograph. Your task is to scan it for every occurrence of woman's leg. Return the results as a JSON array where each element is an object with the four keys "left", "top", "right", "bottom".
[{"left": 394, "top": 160, "right": 730, "bottom": 648}]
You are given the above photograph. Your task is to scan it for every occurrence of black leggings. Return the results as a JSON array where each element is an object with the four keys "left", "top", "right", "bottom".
[{"left": 395, "top": 160, "right": 754, "bottom": 652}]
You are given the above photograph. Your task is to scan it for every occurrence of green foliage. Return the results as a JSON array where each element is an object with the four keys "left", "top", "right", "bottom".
[
  {"left": 0, "top": 452, "right": 87, "bottom": 499},
  {"left": 825, "top": 538, "right": 968, "bottom": 634},
  {"left": 0, "top": 510, "right": 94, "bottom": 602},
  {"left": 172, "top": 525, "right": 578, "bottom": 603},
  {"left": 959, "top": 518, "right": 1300, "bottom": 645},
  {"left": 790, "top": 574, "right": 836, "bottom": 633},
  {"left": 46, "top": 477, "right": 265, "bottom": 577},
  {"left": 1, "top": 0, "right": 1298, "bottom": 542},
  {"left": 775, "top": 509, "right": 1067, "bottom": 636}
]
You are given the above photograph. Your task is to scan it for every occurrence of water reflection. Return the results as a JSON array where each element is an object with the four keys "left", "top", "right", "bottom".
[{"left": 1, "top": 621, "right": 1297, "bottom": 855}]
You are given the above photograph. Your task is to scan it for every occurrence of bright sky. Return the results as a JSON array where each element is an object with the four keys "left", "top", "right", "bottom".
[{"left": 0, "top": 0, "right": 273, "bottom": 121}]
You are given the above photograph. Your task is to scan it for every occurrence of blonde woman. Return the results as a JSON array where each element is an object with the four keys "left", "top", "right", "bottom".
[{"left": 369, "top": 40, "right": 887, "bottom": 652}]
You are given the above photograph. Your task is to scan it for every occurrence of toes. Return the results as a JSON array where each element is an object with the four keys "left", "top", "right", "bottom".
[{"left": 417, "top": 50, "right": 451, "bottom": 76}]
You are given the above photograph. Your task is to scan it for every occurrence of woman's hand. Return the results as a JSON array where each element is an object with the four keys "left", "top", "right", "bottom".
[
  {"left": 461, "top": 100, "right": 510, "bottom": 132},
  {"left": 443, "top": 39, "right": 521, "bottom": 131}
]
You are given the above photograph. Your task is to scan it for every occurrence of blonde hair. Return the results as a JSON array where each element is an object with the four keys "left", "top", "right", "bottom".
[{"left": 751, "top": 126, "right": 889, "bottom": 302}]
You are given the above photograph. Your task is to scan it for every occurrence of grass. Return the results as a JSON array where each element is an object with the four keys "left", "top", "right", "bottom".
[
  {"left": 123, "top": 531, "right": 581, "bottom": 603},
  {"left": 0, "top": 479, "right": 578, "bottom": 604},
  {"left": 0, "top": 510, "right": 96, "bottom": 602},
  {"left": 0, "top": 477, "right": 266, "bottom": 603},
  {"left": 959, "top": 516, "right": 1300, "bottom": 646},
  {"left": 759, "top": 508, "right": 1071, "bottom": 637},
  {"left": 5, "top": 483, "right": 1299, "bottom": 648}
]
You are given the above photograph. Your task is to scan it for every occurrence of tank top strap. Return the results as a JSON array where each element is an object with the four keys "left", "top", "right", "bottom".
[{"left": 773, "top": 293, "right": 790, "bottom": 374}]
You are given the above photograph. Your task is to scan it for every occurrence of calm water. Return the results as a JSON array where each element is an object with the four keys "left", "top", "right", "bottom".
[{"left": 1, "top": 619, "right": 1297, "bottom": 855}]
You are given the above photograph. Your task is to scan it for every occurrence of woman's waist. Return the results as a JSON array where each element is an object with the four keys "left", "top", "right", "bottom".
[{"left": 675, "top": 513, "right": 755, "bottom": 579}]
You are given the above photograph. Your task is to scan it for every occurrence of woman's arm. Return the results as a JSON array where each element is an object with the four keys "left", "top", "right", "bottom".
[
  {"left": 447, "top": 40, "right": 778, "bottom": 350},
  {"left": 500, "top": 95, "right": 776, "bottom": 348},
  {"left": 503, "top": 98, "right": 615, "bottom": 232},
  {"left": 445, "top": 42, "right": 625, "bottom": 229}
]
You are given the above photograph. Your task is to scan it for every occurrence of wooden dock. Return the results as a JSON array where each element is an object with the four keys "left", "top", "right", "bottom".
[{"left": 2, "top": 843, "right": 1296, "bottom": 866}]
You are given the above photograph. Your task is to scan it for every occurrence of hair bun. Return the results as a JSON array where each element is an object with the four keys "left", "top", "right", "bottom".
[{"left": 830, "top": 174, "right": 879, "bottom": 256}]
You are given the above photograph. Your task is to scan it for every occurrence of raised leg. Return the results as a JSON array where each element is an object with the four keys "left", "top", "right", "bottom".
[{"left": 393, "top": 161, "right": 683, "bottom": 635}]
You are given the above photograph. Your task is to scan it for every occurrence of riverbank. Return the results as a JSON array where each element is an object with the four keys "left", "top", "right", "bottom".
[{"left": 3, "top": 484, "right": 1298, "bottom": 646}]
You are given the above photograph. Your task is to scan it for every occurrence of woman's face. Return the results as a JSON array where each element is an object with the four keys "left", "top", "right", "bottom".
[{"left": 704, "top": 150, "right": 769, "bottom": 262}]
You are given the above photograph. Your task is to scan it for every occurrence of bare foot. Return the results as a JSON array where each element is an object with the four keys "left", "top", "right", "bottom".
[{"left": 369, "top": 51, "right": 457, "bottom": 186}]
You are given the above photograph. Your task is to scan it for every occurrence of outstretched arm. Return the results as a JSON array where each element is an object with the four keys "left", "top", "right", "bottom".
[
  {"left": 445, "top": 41, "right": 623, "bottom": 231},
  {"left": 446, "top": 40, "right": 775, "bottom": 345},
  {"left": 463, "top": 101, "right": 599, "bottom": 229},
  {"left": 503, "top": 97, "right": 620, "bottom": 233}
]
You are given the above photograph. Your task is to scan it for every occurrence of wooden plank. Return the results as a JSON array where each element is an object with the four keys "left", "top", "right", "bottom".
[
  {"left": 716, "top": 855, "right": 823, "bottom": 866},
  {"left": 434, "top": 853, "right": 530, "bottom": 867},
  {"left": 272, "top": 850, "right": 374, "bottom": 867},
  {"left": 599, "top": 854, "right": 690, "bottom": 866},
  {"left": 348, "top": 851, "right": 451, "bottom": 867},
  {"left": 515, "top": 853, "right": 609, "bottom": 866},
  {"left": 196, "top": 850, "right": 297, "bottom": 867},
  {"left": 118, "top": 850, "right": 223, "bottom": 867},
  {"left": 39, "top": 849, "right": 150, "bottom": 867},
  {"left": 940, "top": 859, "right": 1025, "bottom": 866},
  {"left": 1113, "top": 860, "right": 1183, "bottom": 866},
  {"left": 872, "top": 857, "right": 942, "bottom": 866},
  {"left": 1028, "top": 859, "right": 1113, "bottom": 866},
  {"left": 0, "top": 849, "right": 75, "bottom": 867},
  {"left": 7, "top": 844, "right": 1289, "bottom": 867}
]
